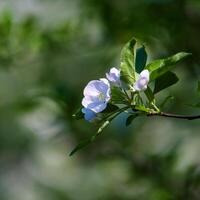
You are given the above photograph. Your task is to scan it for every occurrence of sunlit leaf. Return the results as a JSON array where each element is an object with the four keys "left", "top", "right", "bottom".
[
  {"left": 135, "top": 45, "right": 147, "bottom": 73},
  {"left": 146, "top": 52, "right": 191, "bottom": 80},
  {"left": 120, "top": 38, "right": 136, "bottom": 85},
  {"left": 154, "top": 71, "right": 179, "bottom": 94}
]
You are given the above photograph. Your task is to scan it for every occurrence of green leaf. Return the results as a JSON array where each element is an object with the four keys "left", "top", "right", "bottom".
[
  {"left": 70, "top": 106, "right": 129, "bottom": 156},
  {"left": 159, "top": 95, "right": 174, "bottom": 109},
  {"left": 69, "top": 138, "right": 92, "bottom": 156},
  {"left": 69, "top": 120, "right": 110, "bottom": 156},
  {"left": 120, "top": 38, "right": 136, "bottom": 85},
  {"left": 146, "top": 52, "right": 191, "bottom": 80},
  {"left": 154, "top": 71, "right": 179, "bottom": 94},
  {"left": 135, "top": 45, "right": 147, "bottom": 73},
  {"left": 126, "top": 114, "right": 138, "bottom": 126},
  {"left": 134, "top": 105, "right": 149, "bottom": 113},
  {"left": 102, "top": 103, "right": 119, "bottom": 113},
  {"left": 144, "top": 86, "right": 155, "bottom": 103},
  {"left": 111, "top": 87, "right": 128, "bottom": 104},
  {"left": 72, "top": 107, "right": 84, "bottom": 120}
]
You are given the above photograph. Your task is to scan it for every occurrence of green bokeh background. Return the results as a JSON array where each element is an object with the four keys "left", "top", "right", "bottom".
[{"left": 0, "top": 0, "right": 200, "bottom": 199}]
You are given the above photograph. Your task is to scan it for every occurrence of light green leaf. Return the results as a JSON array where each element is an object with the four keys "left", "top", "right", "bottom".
[
  {"left": 146, "top": 52, "right": 191, "bottom": 80},
  {"left": 154, "top": 71, "right": 179, "bottom": 94},
  {"left": 135, "top": 45, "right": 147, "bottom": 73},
  {"left": 120, "top": 38, "right": 136, "bottom": 85},
  {"left": 97, "top": 120, "right": 110, "bottom": 134}
]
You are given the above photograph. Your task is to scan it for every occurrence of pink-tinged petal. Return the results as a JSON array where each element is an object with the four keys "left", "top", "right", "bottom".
[
  {"left": 106, "top": 67, "right": 121, "bottom": 85},
  {"left": 140, "top": 69, "right": 149, "bottom": 82},
  {"left": 133, "top": 70, "right": 150, "bottom": 91},
  {"left": 134, "top": 78, "right": 149, "bottom": 91},
  {"left": 83, "top": 80, "right": 101, "bottom": 96}
]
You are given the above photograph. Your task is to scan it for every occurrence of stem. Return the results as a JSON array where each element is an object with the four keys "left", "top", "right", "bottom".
[{"left": 148, "top": 112, "right": 200, "bottom": 120}]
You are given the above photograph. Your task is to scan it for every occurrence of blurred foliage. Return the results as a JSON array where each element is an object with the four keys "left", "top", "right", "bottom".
[{"left": 0, "top": 0, "right": 200, "bottom": 199}]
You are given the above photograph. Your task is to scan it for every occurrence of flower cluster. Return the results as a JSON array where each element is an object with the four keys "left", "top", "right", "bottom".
[
  {"left": 71, "top": 37, "right": 191, "bottom": 156},
  {"left": 81, "top": 67, "right": 150, "bottom": 122}
]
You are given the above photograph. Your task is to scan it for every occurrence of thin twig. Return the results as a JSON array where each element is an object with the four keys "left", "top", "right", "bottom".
[{"left": 148, "top": 112, "right": 200, "bottom": 120}]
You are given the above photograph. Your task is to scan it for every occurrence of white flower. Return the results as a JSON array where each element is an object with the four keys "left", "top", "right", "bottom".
[
  {"left": 134, "top": 69, "right": 150, "bottom": 91},
  {"left": 106, "top": 67, "right": 121, "bottom": 86},
  {"left": 82, "top": 78, "right": 111, "bottom": 113},
  {"left": 81, "top": 108, "right": 96, "bottom": 122}
]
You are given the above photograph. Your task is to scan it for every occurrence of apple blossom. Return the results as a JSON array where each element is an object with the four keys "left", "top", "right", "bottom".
[
  {"left": 82, "top": 78, "right": 111, "bottom": 113},
  {"left": 106, "top": 67, "right": 121, "bottom": 86},
  {"left": 134, "top": 69, "right": 150, "bottom": 91}
]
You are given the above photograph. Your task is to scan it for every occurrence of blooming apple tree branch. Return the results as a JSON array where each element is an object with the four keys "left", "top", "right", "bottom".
[{"left": 70, "top": 37, "right": 199, "bottom": 156}]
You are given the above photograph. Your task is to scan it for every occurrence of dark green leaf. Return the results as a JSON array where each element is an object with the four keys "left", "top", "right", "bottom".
[
  {"left": 146, "top": 52, "right": 191, "bottom": 80},
  {"left": 70, "top": 106, "right": 129, "bottom": 156},
  {"left": 159, "top": 95, "right": 174, "bottom": 109},
  {"left": 102, "top": 103, "right": 119, "bottom": 113},
  {"left": 70, "top": 120, "right": 110, "bottom": 156},
  {"left": 69, "top": 138, "right": 92, "bottom": 156},
  {"left": 72, "top": 107, "right": 84, "bottom": 120},
  {"left": 135, "top": 45, "right": 147, "bottom": 73},
  {"left": 144, "top": 86, "right": 155, "bottom": 103},
  {"left": 111, "top": 87, "right": 128, "bottom": 104},
  {"left": 126, "top": 114, "right": 138, "bottom": 126},
  {"left": 120, "top": 38, "right": 136, "bottom": 85},
  {"left": 154, "top": 71, "right": 179, "bottom": 94}
]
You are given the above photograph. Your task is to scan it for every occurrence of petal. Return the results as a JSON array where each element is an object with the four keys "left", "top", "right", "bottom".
[
  {"left": 106, "top": 67, "right": 120, "bottom": 84},
  {"left": 110, "top": 67, "right": 120, "bottom": 75},
  {"left": 134, "top": 78, "right": 149, "bottom": 91},
  {"left": 82, "top": 108, "right": 96, "bottom": 122},
  {"left": 100, "top": 78, "right": 110, "bottom": 87},
  {"left": 83, "top": 80, "right": 101, "bottom": 97},
  {"left": 140, "top": 69, "right": 150, "bottom": 82},
  {"left": 82, "top": 96, "right": 99, "bottom": 108},
  {"left": 87, "top": 101, "right": 107, "bottom": 113}
]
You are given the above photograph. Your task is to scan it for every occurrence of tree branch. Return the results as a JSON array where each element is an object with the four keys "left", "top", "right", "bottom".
[{"left": 148, "top": 112, "right": 200, "bottom": 120}]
